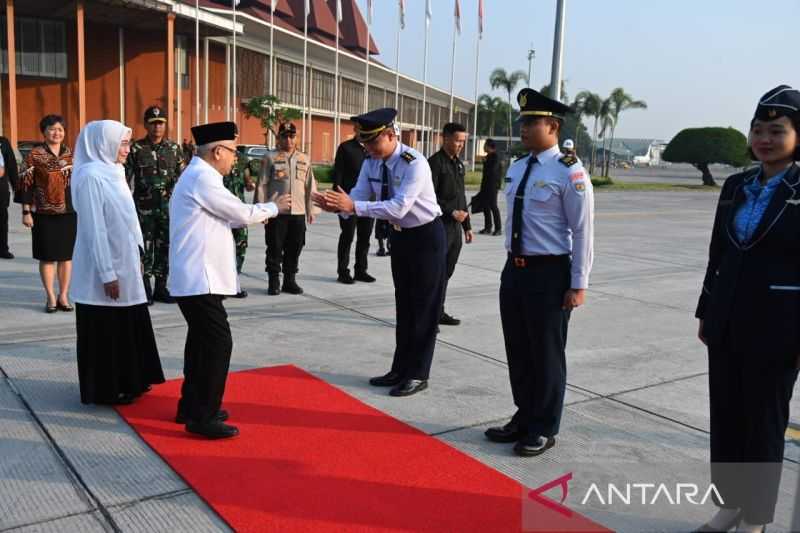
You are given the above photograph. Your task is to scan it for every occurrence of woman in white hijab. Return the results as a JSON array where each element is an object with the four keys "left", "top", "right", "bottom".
[{"left": 71, "top": 120, "right": 165, "bottom": 405}]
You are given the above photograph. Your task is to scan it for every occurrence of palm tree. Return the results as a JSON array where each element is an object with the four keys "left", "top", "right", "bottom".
[
  {"left": 574, "top": 91, "right": 603, "bottom": 174},
  {"left": 603, "top": 88, "right": 647, "bottom": 176},
  {"left": 477, "top": 94, "right": 504, "bottom": 136},
  {"left": 571, "top": 91, "right": 595, "bottom": 151},
  {"left": 598, "top": 98, "right": 614, "bottom": 177},
  {"left": 489, "top": 68, "right": 527, "bottom": 151}
]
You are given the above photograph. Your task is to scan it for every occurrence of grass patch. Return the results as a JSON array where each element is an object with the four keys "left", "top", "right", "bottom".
[
  {"left": 594, "top": 179, "right": 720, "bottom": 192},
  {"left": 314, "top": 165, "right": 334, "bottom": 183}
]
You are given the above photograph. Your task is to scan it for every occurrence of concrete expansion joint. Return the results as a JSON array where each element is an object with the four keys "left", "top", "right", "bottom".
[
  {"left": 107, "top": 488, "right": 194, "bottom": 513},
  {"left": 0, "top": 366, "right": 123, "bottom": 533}
]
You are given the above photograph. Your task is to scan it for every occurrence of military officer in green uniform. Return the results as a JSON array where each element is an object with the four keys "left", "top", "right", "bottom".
[
  {"left": 125, "top": 105, "right": 185, "bottom": 304},
  {"left": 222, "top": 155, "right": 257, "bottom": 298}
]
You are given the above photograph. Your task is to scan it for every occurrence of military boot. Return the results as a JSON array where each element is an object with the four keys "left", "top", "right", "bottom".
[
  {"left": 267, "top": 274, "right": 281, "bottom": 295},
  {"left": 153, "top": 278, "right": 175, "bottom": 304},
  {"left": 282, "top": 274, "right": 304, "bottom": 295},
  {"left": 143, "top": 276, "right": 154, "bottom": 306}
]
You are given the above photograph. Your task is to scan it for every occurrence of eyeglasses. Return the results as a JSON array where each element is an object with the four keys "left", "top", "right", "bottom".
[{"left": 216, "top": 145, "right": 239, "bottom": 157}]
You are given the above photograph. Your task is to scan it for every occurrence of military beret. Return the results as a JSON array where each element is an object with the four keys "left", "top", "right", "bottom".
[
  {"left": 191, "top": 121, "right": 238, "bottom": 146},
  {"left": 278, "top": 122, "right": 297, "bottom": 136},
  {"left": 350, "top": 108, "right": 398, "bottom": 142},
  {"left": 516, "top": 88, "right": 572, "bottom": 121},
  {"left": 144, "top": 106, "right": 167, "bottom": 123},
  {"left": 753, "top": 85, "right": 800, "bottom": 122}
]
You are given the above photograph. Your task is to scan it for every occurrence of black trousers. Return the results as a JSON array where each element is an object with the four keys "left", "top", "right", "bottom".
[
  {"left": 707, "top": 339, "right": 798, "bottom": 524},
  {"left": 337, "top": 214, "right": 374, "bottom": 275},
  {"left": 499, "top": 255, "right": 571, "bottom": 437},
  {"left": 0, "top": 180, "right": 9, "bottom": 253},
  {"left": 265, "top": 214, "right": 306, "bottom": 276},
  {"left": 389, "top": 218, "right": 446, "bottom": 380},
  {"left": 176, "top": 295, "right": 233, "bottom": 424},
  {"left": 482, "top": 189, "right": 501, "bottom": 232},
  {"left": 441, "top": 218, "right": 463, "bottom": 314}
]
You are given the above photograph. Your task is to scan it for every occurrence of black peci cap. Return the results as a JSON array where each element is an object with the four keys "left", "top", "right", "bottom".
[{"left": 191, "top": 121, "right": 238, "bottom": 146}]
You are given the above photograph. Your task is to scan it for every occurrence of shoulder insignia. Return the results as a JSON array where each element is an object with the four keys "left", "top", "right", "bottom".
[
  {"left": 559, "top": 154, "right": 578, "bottom": 167},
  {"left": 400, "top": 152, "right": 416, "bottom": 163}
]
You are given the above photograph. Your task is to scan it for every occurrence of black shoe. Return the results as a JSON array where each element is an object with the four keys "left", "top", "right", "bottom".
[
  {"left": 439, "top": 312, "right": 461, "bottom": 326},
  {"left": 113, "top": 393, "right": 137, "bottom": 405},
  {"left": 175, "top": 409, "right": 229, "bottom": 425},
  {"left": 484, "top": 421, "right": 525, "bottom": 443},
  {"left": 143, "top": 277, "right": 154, "bottom": 306},
  {"left": 282, "top": 277, "right": 304, "bottom": 294},
  {"left": 153, "top": 279, "right": 175, "bottom": 303},
  {"left": 513, "top": 435, "right": 556, "bottom": 457},
  {"left": 186, "top": 420, "right": 239, "bottom": 439},
  {"left": 268, "top": 275, "right": 281, "bottom": 295},
  {"left": 354, "top": 271, "right": 376, "bottom": 283},
  {"left": 390, "top": 379, "right": 428, "bottom": 397},
  {"left": 376, "top": 248, "right": 387, "bottom": 257},
  {"left": 0, "top": 250, "right": 13, "bottom": 259},
  {"left": 56, "top": 301, "right": 74, "bottom": 312},
  {"left": 478, "top": 228, "right": 491, "bottom": 235},
  {"left": 492, "top": 229, "right": 502, "bottom": 236},
  {"left": 692, "top": 510, "right": 743, "bottom": 533},
  {"left": 233, "top": 290, "right": 248, "bottom": 298},
  {"left": 45, "top": 301, "right": 58, "bottom": 314},
  {"left": 337, "top": 271, "right": 355, "bottom": 284},
  {"left": 369, "top": 371, "right": 404, "bottom": 387}
]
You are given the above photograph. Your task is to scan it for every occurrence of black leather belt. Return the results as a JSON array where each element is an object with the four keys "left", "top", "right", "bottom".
[{"left": 508, "top": 253, "right": 569, "bottom": 268}]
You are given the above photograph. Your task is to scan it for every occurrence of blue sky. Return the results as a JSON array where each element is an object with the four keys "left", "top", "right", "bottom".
[{"left": 356, "top": 0, "right": 800, "bottom": 140}]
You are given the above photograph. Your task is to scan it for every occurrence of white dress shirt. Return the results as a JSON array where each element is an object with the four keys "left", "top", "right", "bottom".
[
  {"left": 504, "top": 145, "right": 595, "bottom": 289},
  {"left": 347, "top": 141, "right": 442, "bottom": 228},
  {"left": 168, "top": 156, "right": 278, "bottom": 296},
  {"left": 71, "top": 164, "right": 147, "bottom": 306}
]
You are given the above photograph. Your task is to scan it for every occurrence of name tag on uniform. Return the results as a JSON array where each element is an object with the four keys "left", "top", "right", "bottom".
[
  {"left": 504, "top": 177, "right": 512, "bottom": 183},
  {"left": 368, "top": 178, "right": 381, "bottom": 183},
  {"left": 393, "top": 176, "right": 402, "bottom": 186}
]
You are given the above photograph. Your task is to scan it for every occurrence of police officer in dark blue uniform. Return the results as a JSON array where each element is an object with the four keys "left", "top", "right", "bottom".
[
  {"left": 313, "top": 108, "right": 446, "bottom": 397},
  {"left": 485, "top": 89, "right": 594, "bottom": 457},
  {"left": 693, "top": 86, "right": 800, "bottom": 533}
]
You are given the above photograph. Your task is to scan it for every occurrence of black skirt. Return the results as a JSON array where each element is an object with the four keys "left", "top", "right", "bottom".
[
  {"left": 76, "top": 302, "right": 165, "bottom": 404},
  {"left": 32, "top": 212, "right": 76, "bottom": 261}
]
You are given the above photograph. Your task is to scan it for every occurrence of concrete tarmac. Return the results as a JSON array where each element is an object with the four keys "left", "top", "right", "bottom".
[{"left": 0, "top": 188, "right": 797, "bottom": 532}]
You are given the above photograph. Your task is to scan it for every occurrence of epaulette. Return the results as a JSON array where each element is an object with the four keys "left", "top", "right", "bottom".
[
  {"left": 559, "top": 154, "right": 578, "bottom": 167},
  {"left": 400, "top": 152, "right": 416, "bottom": 163}
]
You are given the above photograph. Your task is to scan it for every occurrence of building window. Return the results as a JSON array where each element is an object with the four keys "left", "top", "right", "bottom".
[
  {"left": 276, "top": 59, "right": 304, "bottom": 106},
  {"left": 340, "top": 77, "right": 363, "bottom": 116},
  {"left": 369, "top": 86, "right": 384, "bottom": 110},
  {"left": 236, "top": 46, "right": 267, "bottom": 99},
  {"left": 176, "top": 35, "right": 190, "bottom": 90},
  {"left": 0, "top": 17, "right": 67, "bottom": 79},
  {"left": 311, "top": 69, "right": 334, "bottom": 111}
]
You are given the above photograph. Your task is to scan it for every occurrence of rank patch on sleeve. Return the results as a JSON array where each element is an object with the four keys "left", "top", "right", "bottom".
[{"left": 570, "top": 170, "right": 585, "bottom": 182}]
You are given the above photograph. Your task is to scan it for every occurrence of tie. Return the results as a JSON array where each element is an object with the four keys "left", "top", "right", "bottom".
[
  {"left": 381, "top": 162, "right": 390, "bottom": 201},
  {"left": 511, "top": 155, "right": 537, "bottom": 256}
]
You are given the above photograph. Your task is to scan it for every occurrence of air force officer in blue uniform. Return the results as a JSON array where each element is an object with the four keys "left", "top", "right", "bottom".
[
  {"left": 314, "top": 108, "right": 446, "bottom": 397},
  {"left": 485, "top": 89, "right": 594, "bottom": 457}
]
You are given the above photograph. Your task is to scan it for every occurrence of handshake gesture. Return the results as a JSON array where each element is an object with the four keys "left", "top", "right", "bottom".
[{"left": 311, "top": 186, "right": 355, "bottom": 215}]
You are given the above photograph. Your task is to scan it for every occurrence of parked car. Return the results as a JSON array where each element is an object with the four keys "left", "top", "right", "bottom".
[{"left": 237, "top": 144, "right": 270, "bottom": 175}]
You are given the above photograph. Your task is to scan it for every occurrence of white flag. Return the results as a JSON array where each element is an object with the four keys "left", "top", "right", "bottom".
[
  {"left": 425, "top": 0, "right": 432, "bottom": 25},
  {"left": 399, "top": 0, "right": 405, "bottom": 29},
  {"left": 454, "top": 0, "right": 461, "bottom": 34},
  {"left": 366, "top": 0, "right": 373, "bottom": 25},
  {"left": 305, "top": 0, "right": 310, "bottom": 17},
  {"left": 337, "top": 0, "right": 343, "bottom": 22},
  {"left": 271, "top": 0, "right": 278, "bottom": 13}
]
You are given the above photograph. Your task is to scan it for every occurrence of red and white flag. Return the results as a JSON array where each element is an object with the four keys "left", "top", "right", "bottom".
[
  {"left": 454, "top": 0, "right": 461, "bottom": 34},
  {"left": 478, "top": 0, "right": 484, "bottom": 37}
]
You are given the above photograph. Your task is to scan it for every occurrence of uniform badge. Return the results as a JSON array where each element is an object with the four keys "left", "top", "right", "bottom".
[
  {"left": 276, "top": 170, "right": 286, "bottom": 178},
  {"left": 575, "top": 182, "right": 586, "bottom": 192},
  {"left": 570, "top": 170, "right": 585, "bottom": 182},
  {"left": 536, "top": 180, "right": 546, "bottom": 188},
  {"left": 153, "top": 108, "right": 160, "bottom": 117},
  {"left": 519, "top": 93, "right": 528, "bottom": 108},
  {"left": 768, "top": 109, "right": 777, "bottom": 118}
]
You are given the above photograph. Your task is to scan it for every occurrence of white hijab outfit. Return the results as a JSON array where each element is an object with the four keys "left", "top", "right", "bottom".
[{"left": 70, "top": 120, "right": 146, "bottom": 306}]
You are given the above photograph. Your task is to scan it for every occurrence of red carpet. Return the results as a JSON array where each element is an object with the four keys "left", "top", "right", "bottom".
[{"left": 117, "top": 365, "right": 607, "bottom": 532}]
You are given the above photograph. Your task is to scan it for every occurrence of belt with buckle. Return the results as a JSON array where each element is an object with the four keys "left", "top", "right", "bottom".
[{"left": 509, "top": 253, "right": 569, "bottom": 268}]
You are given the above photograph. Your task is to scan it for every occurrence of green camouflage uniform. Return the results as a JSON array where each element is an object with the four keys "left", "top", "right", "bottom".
[
  {"left": 125, "top": 137, "right": 185, "bottom": 281},
  {"left": 223, "top": 158, "right": 257, "bottom": 273}
]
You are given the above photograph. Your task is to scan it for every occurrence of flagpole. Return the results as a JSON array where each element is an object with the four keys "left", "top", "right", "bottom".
[
  {"left": 363, "top": 1, "right": 371, "bottom": 113},
  {"left": 232, "top": 0, "right": 237, "bottom": 127},
  {"left": 195, "top": 0, "right": 200, "bottom": 125},
  {"left": 421, "top": 2, "right": 431, "bottom": 156},
  {"left": 448, "top": 2, "right": 458, "bottom": 122},
  {"left": 471, "top": 39, "right": 480, "bottom": 170},
  {"left": 334, "top": 0, "right": 340, "bottom": 158},
  {"left": 394, "top": 1, "right": 402, "bottom": 112},
  {"left": 269, "top": 0, "right": 275, "bottom": 147},
  {"left": 302, "top": 1, "right": 309, "bottom": 150}
]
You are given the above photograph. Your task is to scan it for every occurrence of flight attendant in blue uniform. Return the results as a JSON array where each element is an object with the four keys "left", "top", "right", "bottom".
[
  {"left": 313, "top": 108, "right": 446, "bottom": 397},
  {"left": 484, "top": 88, "right": 594, "bottom": 457},
  {"left": 693, "top": 86, "right": 800, "bottom": 533}
]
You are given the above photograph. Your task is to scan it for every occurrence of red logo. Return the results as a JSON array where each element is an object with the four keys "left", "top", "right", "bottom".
[{"left": 527, "top": 472, "right": 573, "bottom": 517}]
